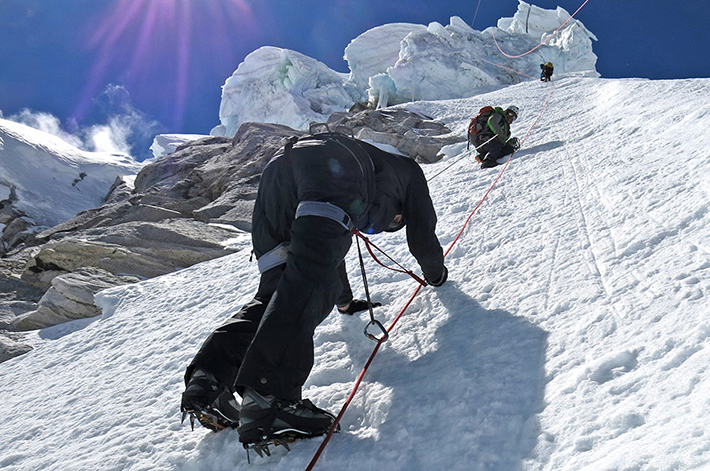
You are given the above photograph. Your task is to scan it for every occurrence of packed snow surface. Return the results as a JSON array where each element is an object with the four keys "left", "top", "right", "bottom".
[
  {"left": 0, "top": 118, "right": 142, "bottom": 228},
  {"left": 149, "top": 133, "right": 209, "bottom": 159},
  {"left": 1, "top": 74, "right": 709, "bottom": 470}
]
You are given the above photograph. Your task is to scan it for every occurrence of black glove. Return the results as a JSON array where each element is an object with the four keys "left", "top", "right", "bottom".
[
  {"left": 425, "top": 266, "right": 448, "bottom": 287},
  {"left": 338, "top": 299, "right": 382, "bottom": 315},
  {"left": 507, "top": 137, "right": 520, "bottom": 151}
]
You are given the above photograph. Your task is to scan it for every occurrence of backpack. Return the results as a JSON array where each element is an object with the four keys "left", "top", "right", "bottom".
[{"left": 467, "top": 106, "right": 495, "bottom": 149}]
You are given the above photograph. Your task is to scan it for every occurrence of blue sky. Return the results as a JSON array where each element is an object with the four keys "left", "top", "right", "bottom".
[{"left": 1, "top": 0, "right": 708, "bottom": 158}]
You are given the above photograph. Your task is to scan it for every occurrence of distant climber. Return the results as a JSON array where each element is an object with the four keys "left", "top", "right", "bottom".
[
  {"left": 467, "top": 105, "right": 521, "bottom": 169},
  {"left": 540, "top": 62, "right": 554, "bottom": 82}
]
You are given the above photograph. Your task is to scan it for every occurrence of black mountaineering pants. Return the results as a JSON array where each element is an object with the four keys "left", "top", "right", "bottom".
[
  {"left": 185, "top": 216, "right": 352, "bottom": 401},
  {"left": 476, "top": 136, "right": 516, "bottom": 163}
]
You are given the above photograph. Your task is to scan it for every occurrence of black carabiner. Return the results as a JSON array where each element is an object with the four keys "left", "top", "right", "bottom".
[{"left": 364, "top": 319, "right": 389, "bottom": 342}]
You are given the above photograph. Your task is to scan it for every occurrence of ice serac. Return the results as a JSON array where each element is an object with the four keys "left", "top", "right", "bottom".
[
  {"left": 211, "top": 46, "right": 362, "bottom": 138},
  {"left": 211, "top": 2, "right": 598, "bottom": 135},
  {"left": 497, "top": 0, "right": 598, "bottom": 73},
  {"left": 384, "top": 5, "right": 597, "bottom": 105},
  {"left": 344, "top": 23, "right": 427, "bottom": 90}
]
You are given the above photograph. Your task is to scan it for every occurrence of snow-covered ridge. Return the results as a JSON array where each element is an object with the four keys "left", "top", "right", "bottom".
[
  {"left": 2, "top": 75, "right": 709, "bottom": 470},
  {"left": 212, "top": 1, "right": 597, "bottom": 137},
  {"left": 0, "top": 118, "right": 142, "bottom": 228}
]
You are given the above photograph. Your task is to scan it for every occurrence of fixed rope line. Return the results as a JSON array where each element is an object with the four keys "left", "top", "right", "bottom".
[
  {"left": 305, "top": 286, "right": 424, "bottom": 471},
  {"left": 427, "top": 134, "right": 499, "bottom": 182},
  {"left": 306, "top": 75, "right": 558, "bottom": 471},
  {"left": 478, "top": 57, "right": 536, "bottom": 80},
  {"left": 471, "top": 0, "right": 483, "bottom": 28},
  {"left": 354, "top": 235, "right": 390, "bottom": 342},
  {"left": 354, "top": 231, "right": 428, "bottom": 286},
  {"left": 490, "top": 0, "right": 591, "bottom": 59},
  {"left": 426, "top": 53, "right": 545, "bottom": 183},
  {"left": 444, "top": 80, "right": 556, "bottom": 255}
]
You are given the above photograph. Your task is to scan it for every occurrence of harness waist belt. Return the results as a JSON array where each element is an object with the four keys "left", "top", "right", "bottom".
[
  {"left": 295, "top": 201, "right": 353, "bottom": 230},
  {"left": 258, "top": 202, "right": 353, "bottom": 273}
]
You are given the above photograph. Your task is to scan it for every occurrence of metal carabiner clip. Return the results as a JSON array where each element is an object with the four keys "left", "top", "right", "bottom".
[{"left": 364, "top": 319, "right": 389, "bottom": 342}]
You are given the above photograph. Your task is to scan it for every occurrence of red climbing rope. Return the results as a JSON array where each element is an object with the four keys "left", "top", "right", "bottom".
[
  {"left": 445, "top": 81, "right": 556, "bottom": 256},
  {"left": 490, "top": 0, "right": 591, "bottom": 59},
  {"left": 353, "top": 231, "right": 428, "bottom": 286},
  {"left": 478, "top": 57, "right": 536, "bottom": 80},
  {"left": 305, "top": 77, "right": 558, "bottom": 471}
]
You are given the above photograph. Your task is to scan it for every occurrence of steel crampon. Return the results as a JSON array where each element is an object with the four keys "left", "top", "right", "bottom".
[
  {"left": 181, "top": 409, "right": 234, "bottom": 433},
  {"left": 243, "top": 434, "right": 300, "bottom": 463}
]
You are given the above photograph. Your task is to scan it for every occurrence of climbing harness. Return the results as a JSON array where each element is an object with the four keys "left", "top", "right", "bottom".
[
  {"left": 257, "top": 242, "right": 290, "bottom": 273},
  {"left": 296, "top": 201, "right": 354, "bottom": 231}
]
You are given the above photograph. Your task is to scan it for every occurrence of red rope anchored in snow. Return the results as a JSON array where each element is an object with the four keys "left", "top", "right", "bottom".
[
  {"left": 444, "top": 81, "right": 556, "bottom": 255},
  {"left": 305, "top": 80, "right": 558, "bottom": 471},
  {"left": 353, "top": 231, "right": 428, "bottom": 286},
  {"left": 478, "top": 57, "right": 537, "bottom": 80},
  {"left": 490, "top": 0, "right": 591, "bottom": 59}
]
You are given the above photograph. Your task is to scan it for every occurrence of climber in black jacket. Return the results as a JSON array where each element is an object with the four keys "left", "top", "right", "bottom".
[{"left": 181, "top": 132, "right": 447, "bottom": 445}]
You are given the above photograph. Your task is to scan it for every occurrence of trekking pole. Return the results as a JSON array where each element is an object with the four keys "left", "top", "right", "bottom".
[{"left": 427, "top": 134, "right": 499, "bottom": 182}]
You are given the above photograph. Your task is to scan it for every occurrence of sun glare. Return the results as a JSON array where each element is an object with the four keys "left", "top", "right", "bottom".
[{"left": 74, "top": 0, "right": 256, "bottom": 131}]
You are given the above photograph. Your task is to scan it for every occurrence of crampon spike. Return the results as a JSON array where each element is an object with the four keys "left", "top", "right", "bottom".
[
  {"left": 242, "top": 435, "right": 300, "bottom": 462},
  {"left": 254, "top": 445, "right": 266, "bottom": 458}
]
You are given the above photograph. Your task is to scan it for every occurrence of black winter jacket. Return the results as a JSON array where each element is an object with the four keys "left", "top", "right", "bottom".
[{"left": 251, "top": 133, "right": 445, "bottom": 282}]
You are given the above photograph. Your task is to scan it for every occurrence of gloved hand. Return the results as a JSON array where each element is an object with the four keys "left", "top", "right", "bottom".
[
  {"left": 338, "top": 299, "right": 382, "bottom": 315},
  {"left": 425, "top": 266, "right": 448, "bottom": 287},
  {"left": 507, "top": 137, "right": 520, "bottom": 151}
]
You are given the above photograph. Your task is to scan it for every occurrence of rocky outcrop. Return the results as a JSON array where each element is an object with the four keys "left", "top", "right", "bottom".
[
  {"left": 23, "top": 219, "right": 241, "bottom": 288},
  {"left": 13, "top": 268, "right": 140, "bottom": 331},
  {"left": 0, "top": 332, "right": 33, "bottom": 363},
  {"left": 134, "top": 124, "right": 307, "bottom": 230},
  {"left": 0, "top": 124, "right": 299, "bottom": 342},
  {"left": 0, "top": 256, "right": 44, "bottom": 328},
  {"left": 0, "top": 255, "right": 44, "bottom": 361},
  {"left": 1, "top": 201, "right": 36, "bottom": 256},
  {"left": 326, "top": 108, "right": 461, "bottom": 163}
]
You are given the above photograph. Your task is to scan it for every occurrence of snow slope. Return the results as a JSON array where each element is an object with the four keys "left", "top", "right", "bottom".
[
  {"left": 0, "top": 118, "right": 143, "bottom": 228},
  {"left": 1, "top": 75, "right": 709, "bottom": 471}
]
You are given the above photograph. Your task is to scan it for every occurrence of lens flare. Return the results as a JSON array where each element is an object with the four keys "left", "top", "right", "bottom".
[{"left": 74, "top": 0, "right": 257, "bottom": 131}]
